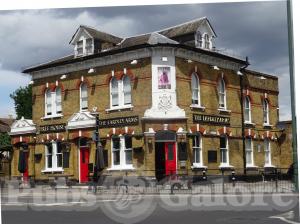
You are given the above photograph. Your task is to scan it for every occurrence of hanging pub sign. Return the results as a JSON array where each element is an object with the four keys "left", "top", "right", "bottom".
[
  {"left": 98, "top": 116, "right": 139, "bottom": 128},
  {"left": 40, "top": 123, "right": 66, "bottom": 133},
  {"left": 193, "top": 114, "right": 230, "bottom": 125}
]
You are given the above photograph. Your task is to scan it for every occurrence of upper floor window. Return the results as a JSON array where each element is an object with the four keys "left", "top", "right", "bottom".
[
  {"left": 263, "top": 99, "right": 270, "bottom": 125},
  {"left": 195, "top": 32, "right": 202, "bottom": 48},
  {"left": 77, "top": 40, "right": 83, "bottom": 56},
  {"left": 244, "top": 96, "right": 251, "bottom": 123},
  {"left": 80, "top": 82, "right": 88, "bottom": 111},
  {"left": 218, "top": 77, "right": 226, "bottom": 109},
  {"left": 44, "top": 86, "right": 62, "bottom": 117},
  {"left": 85, "top": 38, "right": 93, "bottom": 54},
  {"left": 203, "top": 33, "right": 210, "bottom": 49},
  {"left": 75, "top": 38, "right": 94, "bottom": 57},
  {"left": 191, "top": 73, "right": 200, "bottom": 106},
  {"left": 109, "top": 74, "right": 132, "bottom": 109}
]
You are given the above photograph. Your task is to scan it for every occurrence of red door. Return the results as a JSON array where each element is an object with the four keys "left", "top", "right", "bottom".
[
  {"left": 23, "top": 151, "right": 29, "bottom": 183},
  {"left": 80, "top": 147, "right": 90, "bottom": 183},
  {"left": 165, "top": 142, "right": 176, "bottom": 176}
]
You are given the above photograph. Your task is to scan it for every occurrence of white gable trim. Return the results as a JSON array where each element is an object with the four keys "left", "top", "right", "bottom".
[
  {"left": 70, "top": 27, "right": 93, "bottom": 45},
  {"left": 9, "top": 117, "right": 36, "bottom": 136},
  {"left": 66, "top": 111, "right": 96, "bottom": 130}
]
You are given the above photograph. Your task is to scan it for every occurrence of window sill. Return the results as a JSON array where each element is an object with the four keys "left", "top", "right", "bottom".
[
  {"left": 41, "top": 114, "right": 63, "bottom": 120},
  {"left": 105, "top": 105, "right": 134, "bottom": 113},
  {"left": 264, "top": 164, "right": 275, "bottom": 168},
  {"left": 107, "top": 166, "right": 135, "bottom": 171},
  {"left": 219, "top": 164, "right": 234, "bottom": 169},
  {"left": 246, "top": 165, "right": 258, "bottom": 169},
  {"left": 191, "top": 164, "right": 207, "bottom": 170},
  {"left": 218, "top": 108, "right": 231, "bottom": 113},
  {"left": 263, "top": 124, "right": 273, "bottom": 128},
  {"left": 190, "top": 105, "right": 206, "bottom": 111},
  {"left": 42, "top": 168, "right": 64, "bottom": 173},
  {"left": 244, "top": 121, "right": 255, "bottom": 126}
]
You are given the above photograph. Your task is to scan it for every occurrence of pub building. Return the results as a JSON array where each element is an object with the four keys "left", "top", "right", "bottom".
[{"left": 9, "top": 17, "right": 292, "bottom": 183}]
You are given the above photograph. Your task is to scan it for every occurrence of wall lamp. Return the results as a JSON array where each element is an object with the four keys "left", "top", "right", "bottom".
[
  {"left": 29, "top": 80, "right": 34, "bottom": 85},
  {"left": 186, "top": 59, "right": 193, "bottom": 63},
  {"left": 212, "top": 65, "right": 220, "bottom": 70},
  {"left": 130, "top": 60, "right": 138, "bottom": 65},
  {"left": 88, "top": 68, "right": 95, "bottom": 73},
  {"left": 60, "top": 74, "right": 67, "bottom": 80},
  {"left": 236, "top": 71, "right": 243, "bottom": 76},
  {"left": 161, "top": 57, "right": 168, "bottom": 62}
]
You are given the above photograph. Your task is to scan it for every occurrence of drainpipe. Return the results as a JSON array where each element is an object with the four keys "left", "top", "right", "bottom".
[{"left": 239, "top": 57, "right": 250, "bottom": 176}]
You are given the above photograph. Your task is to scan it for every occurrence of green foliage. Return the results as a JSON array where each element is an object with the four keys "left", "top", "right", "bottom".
[
  {"left": 10, "top": 84, "right": 32, "bottom": 119},
  {"left": 0, "top": 132, "right": 11, "bottom": 148}
]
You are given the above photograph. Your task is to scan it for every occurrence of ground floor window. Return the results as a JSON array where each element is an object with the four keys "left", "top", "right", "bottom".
[
  {"left": 111, "top": 135, "right": 133, "bottom": 169},
  {"left": 45, "top": 141, "right": 63, "bottom": 171},
  {"left": 245, "top": 138, "right": 253, "bottom": 166},
  {"left": 192, "top": 134, "right": 203, "bottom": 166},
  {"left": 264, "top": 139, "right": 271, "bottom": 166},
  {"left": 220, "top": 135, "right": 229, "bottom": 166}
]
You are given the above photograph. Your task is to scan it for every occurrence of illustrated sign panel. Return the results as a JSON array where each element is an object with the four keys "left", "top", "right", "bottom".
[
  {"left": 158, "top": 67, "right": 171, "bottom": 89},
  {"left": 40, "top": 124, "right": 66, "bottom": 133},
  {"left": 98, "top": 116, "right": 139, "bottom": 128},
  {"left": 193, "top": 114, "right": 230, "bottom": 125}
]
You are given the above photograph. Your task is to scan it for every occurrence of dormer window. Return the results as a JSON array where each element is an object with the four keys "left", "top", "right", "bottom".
[
  {"left": 85, "top": 38, "right": 93, "bottom": 54},
  {"left": 204, "top": 33, "right": 210, "bottom": 49},
  {"left": 195, "top": 32, "right": 202, "bottom": 48},
  {"left": 77, "top": 40, "right": 83, "bottom": 56}
]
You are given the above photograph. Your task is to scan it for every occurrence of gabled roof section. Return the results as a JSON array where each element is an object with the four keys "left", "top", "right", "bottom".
[
  {"left": 158, "top": 17, "right": 217, "bottom": 38},
  {"left": 9, "top": 117, "right": 36, "bottom": 136},
  {"left": 69, "top": 25, "right": 123, "bottom": 45}
]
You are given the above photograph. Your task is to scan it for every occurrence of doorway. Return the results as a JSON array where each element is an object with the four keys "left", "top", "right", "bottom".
[
  {"left": 79, "top": 147, "right": 90, "bottom": 183},
  {"left": 155, "top": 142, "right": 176, "bottom": 181}
]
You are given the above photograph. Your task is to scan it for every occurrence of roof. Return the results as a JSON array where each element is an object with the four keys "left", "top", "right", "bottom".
[
  {"left": 69, "top": 25, "right": 123, "bottom": 45},
  {"left": 0, "top": 118, "right": 14, "bottom": 133},
  {"left": 158, "top": 17, "right": 217, "bottom": 38},
  {"left": 245, "top": 69, "right": 278, "bottom": 80}
]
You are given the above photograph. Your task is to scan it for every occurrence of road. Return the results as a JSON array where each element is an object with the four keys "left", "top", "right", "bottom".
[{"left": 1, "top": 190, "right": 299, "bottom": 224}]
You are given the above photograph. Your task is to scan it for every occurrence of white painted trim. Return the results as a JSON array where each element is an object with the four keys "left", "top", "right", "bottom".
[{"left": 30, "top": 47, "right": 245, "bottom": 80}]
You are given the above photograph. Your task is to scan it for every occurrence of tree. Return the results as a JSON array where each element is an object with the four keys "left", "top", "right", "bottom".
[
  {"left": 0, "top": 132, "right": 11, "bottom": 149},
  {"left": 10, "top": 84, "right": 32, "bottom": 119}
]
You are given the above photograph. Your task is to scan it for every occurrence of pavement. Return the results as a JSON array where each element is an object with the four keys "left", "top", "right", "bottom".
[{"left": 1, "top": 185, "right": 300, "bottom": 224}]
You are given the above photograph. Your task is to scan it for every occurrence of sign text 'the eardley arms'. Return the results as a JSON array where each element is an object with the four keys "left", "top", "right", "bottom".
[
  {"left": 193, "top": 114, "right": 230, "bottom": 125},
  {"left": 40, "top": 124, "right": 66, "bottom": 133},
  {"left": 98, "top": 116, "right": 139, "bottom": 128}
]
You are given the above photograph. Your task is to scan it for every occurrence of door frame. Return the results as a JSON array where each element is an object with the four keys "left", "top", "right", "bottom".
[{"left": 164, "top": 142, "right": 177, "bottom": 176}]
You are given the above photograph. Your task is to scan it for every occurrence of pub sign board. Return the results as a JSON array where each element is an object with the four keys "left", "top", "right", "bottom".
[
  {"left": 40, "top": 124, "right": 66, "bottom": 133},
  {"left": 193, "top": 114, "right": 230, "bottom": 125},
  {"left": 98, "top": 116, "right": 139, "bottom": 128}
]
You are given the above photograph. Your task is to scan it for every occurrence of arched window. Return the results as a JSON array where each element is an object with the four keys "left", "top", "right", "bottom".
[
  {"left": 80, "top": 82, "right": 88, "bottom": 111},
  {"left": 110, "top": 77, "right": 119, "bottom": 107},
  {"left": 203, "top": 33, "right": 210, "bottom": 49},
  {"left": 263, "top": 99, "right": 269, "bottom": 124},
  {"left": 123, "top": 75, "right": 132, "bottom": 105},
  {"left": 55, "top": 87, "right": 62, "bottom": 114},
  {"left": 244, "top": 96, "right": 251, "bottom": 123},
  {"left": 45, "top": 89, "right": 52, "bottom": 116},
  {"left": 218, "top": 77, "right": 226, "bottom": 109},
  {"left": 191, "top": 73, "right": 200, "bottom": 105}
]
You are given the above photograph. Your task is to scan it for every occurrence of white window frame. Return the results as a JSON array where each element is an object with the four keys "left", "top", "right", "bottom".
[
  {"left": 44, "top": 86, "right": 63, "bottom": 119},
  {"left": 244, "top": 96, "right": 252, "bottom": 123},
  {"left": 45, "top": 89, "right": 52, "bottom": 116},
  {"left": 75, "top": 37, "right": 94, "bottom": 57},
  {"left": 203, "top": 33, "right": 210, "bottom": 49},
  {"left": 191, "top": 73, "right": 201, "bottom": 106},
  {"left": 220, "top": 135, "right": 229, "bottom": 166},
  {"left": 263, "top": 99, "right": 270, "bottom": 125},
  {"left": 80, "top": 82, "right": 88, "bottom": 111},
  {"left": 108, "top": 73, "right": 133, "bottom": 111},
  {"left": 110, "top": 136, "right": 134, "bottom": 170},
  {"left": 122, "top": 75, "right": 132, "bottom": 106},
  {"left": 245, "top": 138, "right": 254, "bottom": 167},
  {"left": 43, "top": 141, "right": 64, "bottom": 172},
  {"left": 218, "top": 77, "right": 227, "bottom": 110},
  {"left": 264, "top": 139, "right": 272, "bottom": 167},
  {"left": 192, "top": 134, "right": 205, "bottom": 167},
  {"left": 195, "top": 31, "right": 203, "bottom": 48}
]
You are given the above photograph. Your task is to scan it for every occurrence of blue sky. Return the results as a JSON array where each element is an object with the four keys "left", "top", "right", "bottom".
[{"left": 0, "top": 1, "right": 292, "bottom": 120}]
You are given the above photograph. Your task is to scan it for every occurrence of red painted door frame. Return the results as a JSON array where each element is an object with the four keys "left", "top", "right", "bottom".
[
  {"left": 79, "top": 147, "right": 90, "bottom": 183},
  {"left": 23, "top": 151, "right": 29, "bottom": 183},
  {"left": 164, "top": 142, "right": 176, "bottom": 176}
]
